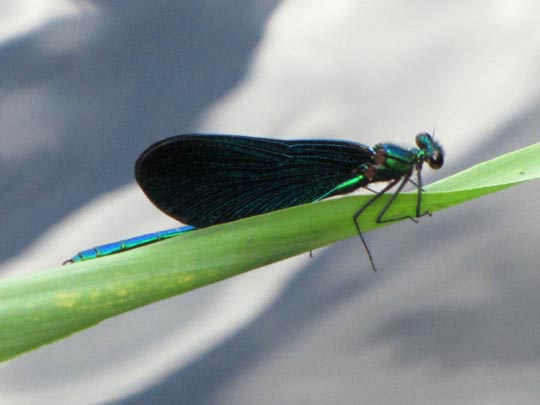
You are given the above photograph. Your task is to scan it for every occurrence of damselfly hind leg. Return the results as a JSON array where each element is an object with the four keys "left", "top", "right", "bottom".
[
  {"left": 352, "top": 178, "right": 402, "bottom": 272},
  {"left": 352, "top": 169, "right": 430, "bottom": 271}
]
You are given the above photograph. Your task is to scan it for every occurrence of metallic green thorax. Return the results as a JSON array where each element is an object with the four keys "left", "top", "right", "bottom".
[
  {"left": 374, "top": 134, "right": 443, "bottom": 181},
  {"left": 320, "top": 133, "right": 443, "bottom": 201},
  {"left": 377, "top": 144, "right": 418, "bottom": 175}
]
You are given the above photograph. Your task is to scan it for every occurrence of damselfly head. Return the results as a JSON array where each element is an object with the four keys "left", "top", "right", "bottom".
[{"left": 415, "top": 132, "right": 444, "bottom": 170}]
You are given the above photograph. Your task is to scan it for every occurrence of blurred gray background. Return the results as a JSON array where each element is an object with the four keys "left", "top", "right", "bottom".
[{"left": 1, "top": 1, "right": 539, "bottom": 404}]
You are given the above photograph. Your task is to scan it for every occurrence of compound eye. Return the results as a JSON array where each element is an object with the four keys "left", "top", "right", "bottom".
[
  {"left": 429, "top": 152, "right": 444, "bottom": 169},
  {"left": 415, "top": 132, "right": 433, "bottom": 148}
]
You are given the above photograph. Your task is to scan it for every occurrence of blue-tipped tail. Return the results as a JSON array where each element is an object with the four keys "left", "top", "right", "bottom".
[{"left": 64, "top": 225, "right": 196, "bottom": 264}]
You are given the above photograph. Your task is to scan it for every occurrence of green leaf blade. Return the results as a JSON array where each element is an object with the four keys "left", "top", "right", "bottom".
[{"left": 0, "top": 142, "right": 538, "bottom": 361}]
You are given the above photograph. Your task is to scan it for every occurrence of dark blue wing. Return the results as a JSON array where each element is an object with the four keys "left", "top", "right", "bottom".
[{"left": 135, "top": 134, "right": 374, "bottom": 227}]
